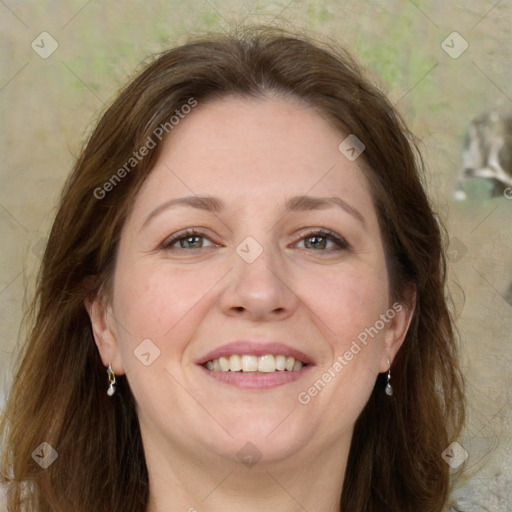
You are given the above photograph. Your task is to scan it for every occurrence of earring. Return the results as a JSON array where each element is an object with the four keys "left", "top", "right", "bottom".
[
  {"left": 385, "top": 357, "right": 393, "bottom": 396},
  {"left": 107, "top": 363, "right": 116, "bottom": 397}
]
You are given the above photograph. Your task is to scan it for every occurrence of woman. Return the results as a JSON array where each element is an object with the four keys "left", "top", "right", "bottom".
[{"left": 0, "top": 26, "right": 465, "bottom": 511}]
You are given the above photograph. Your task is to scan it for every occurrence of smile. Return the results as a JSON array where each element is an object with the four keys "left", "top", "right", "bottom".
[
  {"left": 197, "top": 341, "right": 313, "bottom": 389},
  {"left": 204, "top": 354, "right": 306, "bottom": 373}
]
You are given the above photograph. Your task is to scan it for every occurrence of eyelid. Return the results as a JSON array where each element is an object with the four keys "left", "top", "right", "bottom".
[
  {"left": 160, "top": 228, "right": 220, "bottom": 249},
  {"left": 159, "top": 227, "right": 350, "bottom": 251},
  {"left": 292, "top": 228, "right": 350, "bottom": 250}
]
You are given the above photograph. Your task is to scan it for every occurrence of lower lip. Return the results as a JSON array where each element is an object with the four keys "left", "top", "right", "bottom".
[{"left": 198, "top": 365, "right": 312, "bottom": 389}]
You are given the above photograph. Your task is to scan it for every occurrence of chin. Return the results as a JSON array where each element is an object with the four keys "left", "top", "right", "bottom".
[{"left": 199, "top": 412, "right": 314, "bottom": 465}]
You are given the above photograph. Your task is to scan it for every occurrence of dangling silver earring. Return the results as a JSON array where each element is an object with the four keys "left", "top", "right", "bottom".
[
  {"left": 107, "top": 363, "right": 116, "bottom": 396},
  {"left": 385, "top": 357, "right": 393, "bottom": 396}
]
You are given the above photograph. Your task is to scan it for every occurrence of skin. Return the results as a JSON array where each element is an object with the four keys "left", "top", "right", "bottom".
[{"left": 87, "top": 95, "right": 415, "bottom": 512}]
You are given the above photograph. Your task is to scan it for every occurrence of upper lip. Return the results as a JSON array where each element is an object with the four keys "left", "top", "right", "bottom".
[{"left": 197, "top": 341, "right": 314, "bottom": 366}]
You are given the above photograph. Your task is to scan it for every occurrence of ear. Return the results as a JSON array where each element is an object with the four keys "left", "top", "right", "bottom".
[
  {"left": 379, "top": 283, "right": 417, "bottom": 372},
  {"left": 84, "top": 288, "right": 125, "bottom": 375}
]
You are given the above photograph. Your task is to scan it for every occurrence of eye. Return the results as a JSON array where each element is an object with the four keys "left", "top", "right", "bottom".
[
  {"left": 161, "top": 229, "right": 218, "bottom": 250},
  {"left": 294, "top": 229, "right": 350, "bottom": 251},
  {"left": 159, "top": 228, "right": 349, "bottom": 252}
]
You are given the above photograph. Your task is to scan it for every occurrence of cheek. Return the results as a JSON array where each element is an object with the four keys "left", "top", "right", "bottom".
[
  {"left": 294, "top": 266, "right": 389, "bottom": 437},
  {"left": 301, "top": 260, "right": 390, "bottom": 349},
  {"left": 111, "top": 260, "right": 222, "bottom": 365}
]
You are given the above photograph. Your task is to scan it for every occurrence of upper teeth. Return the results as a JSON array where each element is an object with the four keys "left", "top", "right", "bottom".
[{"left": 205, "top": 354, "right": 304, "bottom": 372}]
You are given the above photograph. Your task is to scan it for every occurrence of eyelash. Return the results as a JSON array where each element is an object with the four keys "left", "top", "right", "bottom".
[{"left": 161, "top": 228, "right": 350, "bottom": 252}]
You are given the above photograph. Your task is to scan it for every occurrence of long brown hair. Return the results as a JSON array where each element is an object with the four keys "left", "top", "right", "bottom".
[{"left": 0, "top": 26, "right": 465, "bottom": 511}]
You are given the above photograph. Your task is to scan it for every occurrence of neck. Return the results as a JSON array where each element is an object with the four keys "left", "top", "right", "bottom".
[{"left": 143, "top": 432, "right": 350, "bottom": 512}]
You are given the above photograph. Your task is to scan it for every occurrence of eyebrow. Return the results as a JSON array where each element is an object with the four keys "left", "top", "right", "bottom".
[
  {"left": 284, "top": 195, "right": 367, "bottom": 228},
  {"left": 141, "top": 196, "right": 223, "bottom": 230},
  {"left": 141, "top": 194, "right": 366, "bottom": 230}
]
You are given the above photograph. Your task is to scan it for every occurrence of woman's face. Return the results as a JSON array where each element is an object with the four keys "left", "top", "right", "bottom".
[{"left": 91, "top": 95, "right": 411, "bottom": 468}]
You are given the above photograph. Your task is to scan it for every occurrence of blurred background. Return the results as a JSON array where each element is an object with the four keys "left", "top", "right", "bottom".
[{"left": 1, "top": 1, "right": 511, "bottom": 510}]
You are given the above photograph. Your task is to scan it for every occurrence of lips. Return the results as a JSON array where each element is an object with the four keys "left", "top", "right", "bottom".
[
  {"left": 196, "top": 341, "right": 314, "bottom": 367},
  {"left": 196, "top": 341, "right": 314, "bottom": 389}
]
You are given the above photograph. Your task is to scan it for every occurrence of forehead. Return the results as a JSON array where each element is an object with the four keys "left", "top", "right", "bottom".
[{"left": 132, "top": 95, "right": 376, "bottom": 219}]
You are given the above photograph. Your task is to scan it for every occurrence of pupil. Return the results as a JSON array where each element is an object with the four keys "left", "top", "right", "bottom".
[
  {"left": 181, "top": 236, "right": 202, "bottom": 248},
  {"left": 307, "top": 236, "right": 326, "bottom": 249}
]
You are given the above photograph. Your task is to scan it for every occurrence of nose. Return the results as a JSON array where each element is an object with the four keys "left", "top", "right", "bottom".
[{"left": 219, "top": 241, "right": 299, "bottom": 323}]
